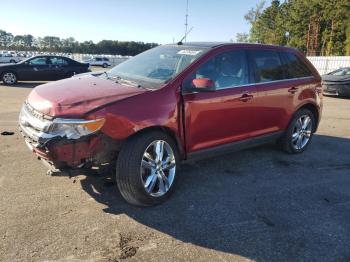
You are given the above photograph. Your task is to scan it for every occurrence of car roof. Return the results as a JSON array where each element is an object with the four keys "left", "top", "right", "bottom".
[
  {"left": 31, "top": 55, "right": 68, "bottom": 58},
  {"left": 167, "top": 42, "right": 298, "bottom": 52}
]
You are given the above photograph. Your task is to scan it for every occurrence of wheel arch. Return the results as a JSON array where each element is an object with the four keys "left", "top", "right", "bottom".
[
  {"left": 125, "top": 126, "right": 185, "bottom": 160},
  {"left": 1, "top": 70, "right": 18, "bottom": 77},
  {"left": 295, "top": 102, "right": 320, "bottom": 132}
]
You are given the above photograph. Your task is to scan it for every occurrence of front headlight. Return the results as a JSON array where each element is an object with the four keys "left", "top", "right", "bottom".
[{"left": 49, "top": 118, "right": 105, "bottom": 139}]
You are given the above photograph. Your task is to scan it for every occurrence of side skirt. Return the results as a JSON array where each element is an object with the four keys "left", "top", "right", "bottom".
[{"left": 185, "top": 131, "right": 284, "bottom": 162}]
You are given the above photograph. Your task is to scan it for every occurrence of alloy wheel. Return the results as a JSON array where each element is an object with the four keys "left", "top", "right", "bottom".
[
  {"left": 140, "top": 140, "right": 176, "bottom": 197},
  {"left": 2, "top": 73, "right": 16, "bottom": 84},
  {"left": 291, "top": 115, "right": 313, "bottom": 150}
]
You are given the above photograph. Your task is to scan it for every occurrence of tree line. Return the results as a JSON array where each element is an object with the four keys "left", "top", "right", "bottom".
[
  {"left": 0, "top": 30, "right": 158, "bottom": 56},
  {"left": 236, "top": 0, "right": 350, "bottom": 56}
]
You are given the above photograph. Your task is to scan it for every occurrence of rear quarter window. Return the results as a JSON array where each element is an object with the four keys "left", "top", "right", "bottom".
[
  {"left": 282, "top": 52, "right": 313, "bottom": 78},
  {"left": 50, "top": 57, "right": 69, "bottom": 65}
]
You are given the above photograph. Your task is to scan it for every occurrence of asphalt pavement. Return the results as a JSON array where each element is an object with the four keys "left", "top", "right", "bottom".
[{"left": 0, "top": 81, "right": 350, "bottom": 262}]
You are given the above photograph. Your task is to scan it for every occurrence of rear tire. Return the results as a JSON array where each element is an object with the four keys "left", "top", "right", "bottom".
[
  {"left": 116, "top": 131, "right": 179, "bottom": 206},
  {"left": 279, "top": 108, "right": 315, "bottom": 154},
  {"left": 102, "top": 63, "right": 108, "bottom": 68},
  {"left": 2, "top": 72, "right": 17, "bottom": 85}
]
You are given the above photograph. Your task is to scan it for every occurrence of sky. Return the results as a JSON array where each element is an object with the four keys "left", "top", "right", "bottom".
[{"left": 0, "top": 0, "right": 270, "bottom": 44}]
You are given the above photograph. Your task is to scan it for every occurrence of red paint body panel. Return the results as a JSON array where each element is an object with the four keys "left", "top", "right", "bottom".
[
  {"left": 24, "top": 43, "right": 322, "bottom": 167},
  {"left": 183, "top": 85, "right": 257, "bottom": 152},
  {"left": 89, "top": 84, "right": 181, "bottom": 141},
  {"left": 27, "top": 76, "right": 146, "bottom": 118},
  {"left": 249, "top": 78, "right": 315, "bottom": 137}
]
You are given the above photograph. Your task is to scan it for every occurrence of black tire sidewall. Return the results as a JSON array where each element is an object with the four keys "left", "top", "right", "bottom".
[
  {"left": 284, "top": 109, "right": 315, "bottom": 154},
  {"left": 65, "top": 72, "right": 75, "bottom": 78},
  {"left": 116, "top": 131, "right": 180, "bottom": 206}
]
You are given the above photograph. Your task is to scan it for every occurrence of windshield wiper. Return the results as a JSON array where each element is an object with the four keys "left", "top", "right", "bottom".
[
  {"left": 104, "top": 74, "right": 146, "bottom": 89},
  {"left": 103, "top": 71, "right": 109, "bottom": 78},
  {"left": 115, "top": 77, "right": 147, "bottom": 89},
  {"left": 118, "top": 78, "right": 143, "bottom": 88}
]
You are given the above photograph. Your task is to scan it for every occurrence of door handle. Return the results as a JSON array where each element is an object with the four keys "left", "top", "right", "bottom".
[
  {"left": 288, "top": 87, "right": 298, "bottom": 94},
  {"left": 239, "top": 93, "right": 253, "bottom": 102}
]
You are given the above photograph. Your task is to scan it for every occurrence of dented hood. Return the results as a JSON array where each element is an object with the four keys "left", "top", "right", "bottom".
[{"left": 27, "top": 76, "right": 147, "bottom": 117}]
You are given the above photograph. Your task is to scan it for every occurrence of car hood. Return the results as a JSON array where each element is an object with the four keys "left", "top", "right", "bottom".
[
  {"left": 27, "top": 75, "right": 147, "bottom": 118},
  {"left": 0, "top": 63, "right": 16, "bottom": 68},
  {"left": 322, "top": 75, "right": 350, "bottom": 83}
]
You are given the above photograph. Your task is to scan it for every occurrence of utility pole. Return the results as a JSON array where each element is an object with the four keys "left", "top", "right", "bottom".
[{"left": 184, "top": 0, "right": 189, "bottom": 43}]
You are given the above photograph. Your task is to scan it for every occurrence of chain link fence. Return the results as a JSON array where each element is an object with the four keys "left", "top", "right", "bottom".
[{"left": 307, "top": 56, "right": 350, "bottom": 75}]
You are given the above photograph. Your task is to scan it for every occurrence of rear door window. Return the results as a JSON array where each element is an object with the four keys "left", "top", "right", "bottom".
[
  {"left": 50, "top": 57, "right": 69, "bottom": 66},
  {"left": 248, "top": 50, "right": 285, "bottom": 83},
  {"left": 283, "top": 52, "right": 313, "bottom": 78}
]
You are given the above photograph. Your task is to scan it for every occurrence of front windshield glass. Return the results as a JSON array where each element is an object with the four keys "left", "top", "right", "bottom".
[
  {"left": 18, "top": 57, "right": 33, "bottom": 64},
  {"left": 106, "top": 45, "right": 210, "bottom": 89},
  {"left": 329, "top": 68, "right": 350, "bottom": 76}
]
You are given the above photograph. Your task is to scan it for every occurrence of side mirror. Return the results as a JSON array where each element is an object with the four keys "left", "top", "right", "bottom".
[{"left": 191, "top": 78, "right": 215, "bottom": 91}]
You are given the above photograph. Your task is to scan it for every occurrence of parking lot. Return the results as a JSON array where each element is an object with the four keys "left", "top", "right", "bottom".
[{"left": 0, "top": 80, "right": 350, "bottom": 262}]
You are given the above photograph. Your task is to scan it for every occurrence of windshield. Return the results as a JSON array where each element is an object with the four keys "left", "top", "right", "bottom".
[
  {"left": 329, "top": 68, "right": 350, "bottom": 76},
  {"left": 106, "top": 45, "right": 210, "bottom": 89},
  {"left": 17, "top": 57, "right": 33, "bottom": 64}
]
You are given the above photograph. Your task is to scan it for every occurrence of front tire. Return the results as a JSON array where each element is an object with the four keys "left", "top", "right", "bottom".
[
  {"left": 116, "top": 131, "right": 179, "bottom": 206},
  {"left": 102, "top": 63, "right": 108, "bottom": 68},
  {"left": 280, "top": 108, "right": 315, "bottom": 154},
  {"left": 65, "top": 71, "right": 75, "bottom": 78},
  {"left": 2, "top": 72, "right": 17, "bottom": 85}
]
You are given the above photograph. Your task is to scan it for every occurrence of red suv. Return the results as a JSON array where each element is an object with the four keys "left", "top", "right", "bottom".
[{"left": 19, "top": 43, "right": 323, "bottom": 206}]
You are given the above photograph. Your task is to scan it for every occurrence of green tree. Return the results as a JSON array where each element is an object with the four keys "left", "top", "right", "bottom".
[
  {"left": 244, "top": 0, "right": 350, "bottom": 55},
  {"left": 0, "top": 30, "right": 14, "bottom": 47},
  {"left": 319, "top": 0, "right": 349, "bottom": 55},
  {"left": 244, "top": 0, "right": 266, "bottom": 43},
  {"left": 235, "top": 33, "right": 250, "bottom": 43},
  {"left": 345, "top": 18, "right": 350, "bottom": 55},
  {"left": 251, "top": 0, "right": 286, "bottom": 44},
  {"left": 23, "top": 35, "right": 34, "bottom": 48},
  {"left": 0, "top": 29, "right": 158, "bottom": 56}
]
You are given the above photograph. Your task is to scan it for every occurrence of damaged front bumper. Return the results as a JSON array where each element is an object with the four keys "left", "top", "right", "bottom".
[{"left": 19, "top": 103, "right": 117, "bottom": 169}]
